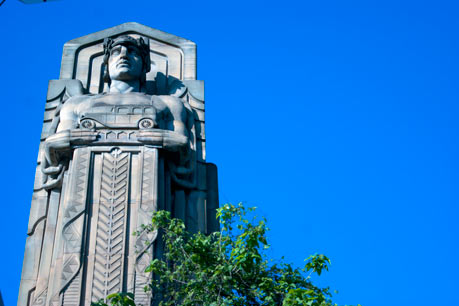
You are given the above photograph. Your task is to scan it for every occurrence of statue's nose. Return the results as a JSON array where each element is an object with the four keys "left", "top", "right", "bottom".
[{"left": 119, "top": 46, "right": 128, "bottom": 57}]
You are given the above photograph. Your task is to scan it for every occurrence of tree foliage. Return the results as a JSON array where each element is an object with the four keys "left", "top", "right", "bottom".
[
  {"left": 92, "top": 293, "right": 136, "bottom": 306},
  {"left": 93, "top": 203, "right": 358, "bottom": 306}
]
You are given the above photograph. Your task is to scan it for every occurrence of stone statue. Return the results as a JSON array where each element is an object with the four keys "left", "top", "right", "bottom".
[
  {"left": 43, "top": 35, "right": 193, "bottom": 188},
  {"left": 19, "top": 23, "right": 219, "bottom": 306}
]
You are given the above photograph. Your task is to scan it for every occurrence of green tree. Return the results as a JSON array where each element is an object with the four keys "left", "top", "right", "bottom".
[
  {"left": 92, "top": 293, "right": 136, "bottom": 306},
  {"left": 93, "top": 203, "right": 358, "bottom": 306}
]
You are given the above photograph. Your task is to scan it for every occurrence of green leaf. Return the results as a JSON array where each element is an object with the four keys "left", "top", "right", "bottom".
[{"left": 96, "top": 204, "right": 355, "bottom": 306}]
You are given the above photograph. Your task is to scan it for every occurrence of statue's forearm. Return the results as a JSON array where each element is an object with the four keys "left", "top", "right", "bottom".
[
  {"left": 44, "top": 129, "right": 98, "bottom": 165},
  {"left": 137, "top": 129, "right": 188, "bottom": 151},
  {"left": 44, "top": 130, "right": 71, "bottom": 166}
]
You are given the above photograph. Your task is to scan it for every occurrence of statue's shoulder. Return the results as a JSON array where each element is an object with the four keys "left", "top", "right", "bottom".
[
  {"left": 152, "top": 95, "right": 189, "bottom": 111},
  {"left": 151, "top": 95, "right": 181, "bottom": 110},
  {"left": 65, "top": 93, "right": 99, "bottom": 105},
  {"left": 151, "top": 95, "right": 182, "bottom": 103},
  {"left": 60, "top": 93, "right": 100, "bottom": 114}
]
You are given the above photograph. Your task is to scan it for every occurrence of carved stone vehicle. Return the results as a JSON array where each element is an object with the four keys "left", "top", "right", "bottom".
[
  {"left": 79, "top": 105, "right": 158, "bottom": 130},
  {"left": 19, "top": 23, "right": 219, "bottom": 306}
]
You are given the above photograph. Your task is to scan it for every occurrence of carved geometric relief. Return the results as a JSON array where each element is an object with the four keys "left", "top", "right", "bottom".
[
  {"left": 62, "top": 274, "right": 81, "bottom": 305},
  {"left": 91, "top": 149, "right": 130, "bottom": 302},
  {"left": 61, "top": 256, "right": 80, "bottom": 285},
  {"left": 59, "top": 148, "right": 91, "bottom": 306},
  {"left": 62, "top": 222, "right": 83, "bottom": 253},
  {"left": 31, "top": 289, "right": 46, "bottom": 306},
  {"left": 134, "top": 147, "right": 158, "bottom": 305}
]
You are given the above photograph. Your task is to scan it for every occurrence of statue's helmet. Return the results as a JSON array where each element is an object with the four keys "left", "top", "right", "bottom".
[{"left": 102, "top": 35, "right": 151, "bottom": 87}]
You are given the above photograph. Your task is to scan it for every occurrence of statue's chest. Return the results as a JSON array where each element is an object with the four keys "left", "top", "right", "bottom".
[{"left": 78, "top": 94, "right": 159, "bottom": 130}]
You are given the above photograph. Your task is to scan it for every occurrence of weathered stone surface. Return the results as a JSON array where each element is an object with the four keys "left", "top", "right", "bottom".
[{"left": 19, "top": 23, "right": 219, "bottom": 306}]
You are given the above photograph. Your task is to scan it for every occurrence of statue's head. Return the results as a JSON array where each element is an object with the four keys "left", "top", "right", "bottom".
[{"left": 103, "top": 35, "right": 151, "bottom": 90}]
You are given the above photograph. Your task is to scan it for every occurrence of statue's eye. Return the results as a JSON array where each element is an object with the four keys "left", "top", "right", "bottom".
[
  {"left": 128, "top": 47, "right": 138, "bottom": 55},
  {"left": 111, "top": 47, "right": 121, "bottom": 56}
]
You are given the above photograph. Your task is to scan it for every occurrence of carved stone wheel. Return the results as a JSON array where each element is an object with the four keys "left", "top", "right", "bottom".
[
  {"left": 138, "top": 118, "right": 155, "bottom": 129},
  {"left": 80, "top": 118, "right": 96, "bottom": 129}
]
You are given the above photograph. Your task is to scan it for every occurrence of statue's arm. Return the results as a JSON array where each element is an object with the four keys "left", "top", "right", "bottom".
[
  {"left": 56, "top": 97, "right": 80, "bottom": 132},
  {"left": 41, "top": 100, "right": 76, "bottom": 173},
  {"left": 163, "top": 107, "right": 189, "bottom": 149},
  {"left": 42, "top": 97, "right": 97, "bottom": 180},
  {"left": 56, "top": 97, "right": 98, "bottom": 142},
  {"left": 138, "top": 96, "right": 190, "bottom": 150},
  {"left": 43, "top": 97, "right": 80, "bottom": 168}
]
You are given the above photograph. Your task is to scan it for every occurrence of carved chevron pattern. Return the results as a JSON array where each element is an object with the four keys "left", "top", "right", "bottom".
[
  {"left": 63, "top": 151, "right": 89, "bottom": 225},
  {"left": 92, "top": 149, "right": 129, "bottom": 302},
  {"left": 60, "top": 148, "right": 90, "bottom": 306},
  {"left": 141, "top": 149, "right": 154, "bottom": 212},
  {"left": 134, "top": 148, "right": 157, "bottom": 305},
  {"left": 136, "top": 149, "right": 155, "bottom": 255}
]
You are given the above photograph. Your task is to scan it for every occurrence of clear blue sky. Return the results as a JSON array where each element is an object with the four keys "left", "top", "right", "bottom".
[{"left": 1, "top": 0, "right": 458, "bottom": 305}]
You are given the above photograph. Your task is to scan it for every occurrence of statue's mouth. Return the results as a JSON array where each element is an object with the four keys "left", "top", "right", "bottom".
[{"left": 117, "top": 61, "right": 130, "bottom": 68}]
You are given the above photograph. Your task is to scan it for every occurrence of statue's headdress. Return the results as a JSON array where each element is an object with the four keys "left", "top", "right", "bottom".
[{"left": 102, "top": 35, "right": 151, "bottom": 88}]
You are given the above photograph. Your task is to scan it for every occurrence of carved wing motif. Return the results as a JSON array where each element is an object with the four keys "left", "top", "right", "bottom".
[
  {"left": 18, "top": 80, "right": 85, "bottom": 306},
  {"left": 168, "top": 80, "right": 220, "bottom": 234}
]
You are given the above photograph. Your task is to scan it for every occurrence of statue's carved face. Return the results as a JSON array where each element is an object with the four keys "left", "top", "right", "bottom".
[{"left": 108, "top": 43, "right": 144, "bottom": 82}]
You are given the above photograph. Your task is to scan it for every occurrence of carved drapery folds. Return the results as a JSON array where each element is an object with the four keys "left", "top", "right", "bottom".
[{"left": 19, "top": 23, "right": 219, "bottom": 306}]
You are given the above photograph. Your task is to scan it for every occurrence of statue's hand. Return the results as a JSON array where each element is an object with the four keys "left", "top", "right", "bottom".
[
  {"left": 43, "top": 130, "right": 71, "bottom": 167},
  {"left": 162, "top": 130, "right": 188, "bottom": 150},
  {"left": 42, "top": 164, "right": 63, "bottom": 175},
  {"left": 137, "top": 129, "right": 187, "bottom": 151},
  {"left": 41, "top": 130, "right": 72, "bottom": 189},
  {"left": 41, "top": 129, "right": 97, "bottom": 175},
  {"left": 40, "top": 129, "right": 98, "bottom": 189}
]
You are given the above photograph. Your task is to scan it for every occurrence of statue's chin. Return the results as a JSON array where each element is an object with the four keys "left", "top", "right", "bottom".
[{"left": 110, "top": 69, "right": 142, "bottom": 82}]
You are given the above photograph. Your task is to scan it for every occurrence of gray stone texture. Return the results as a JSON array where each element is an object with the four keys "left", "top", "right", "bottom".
[{"left": 19, "top": 22, "right": 219, "bottom": 306}]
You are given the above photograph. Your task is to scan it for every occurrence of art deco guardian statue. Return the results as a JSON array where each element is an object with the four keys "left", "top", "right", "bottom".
[{"left": 18, "top": 23, "right": 219, "bottom": 306}]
